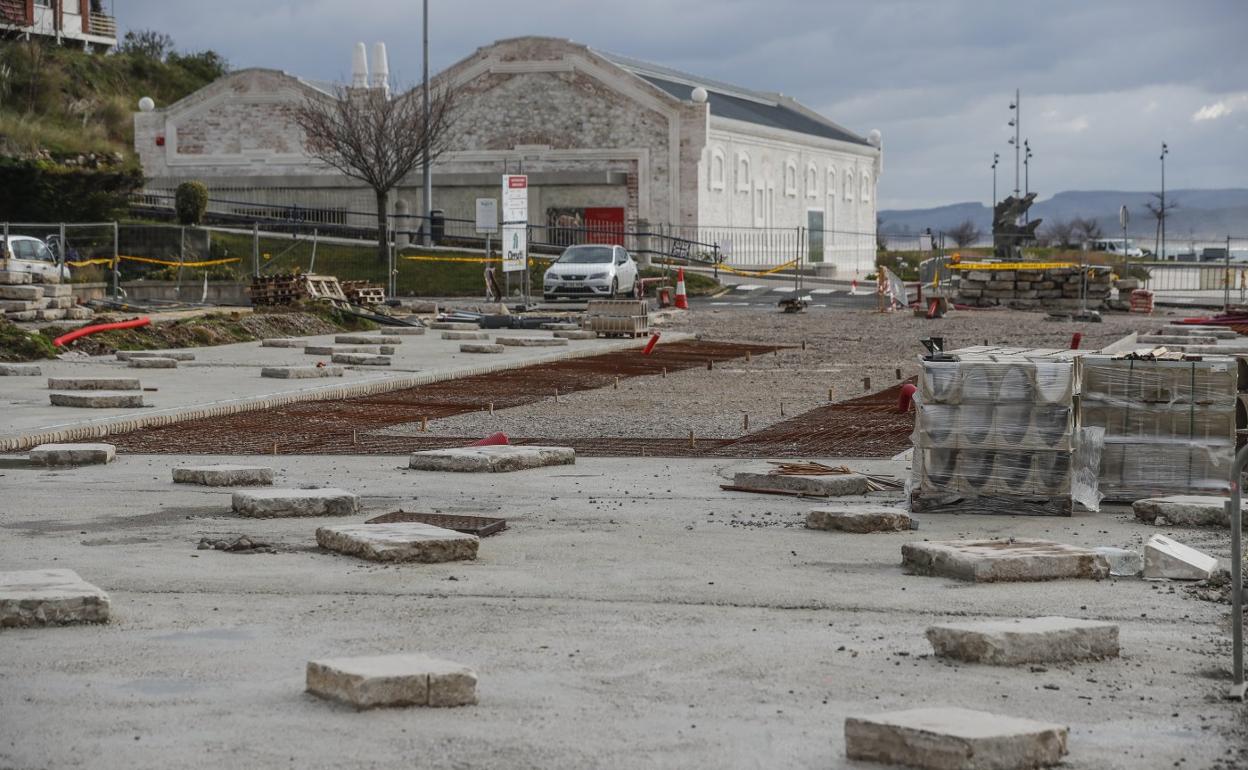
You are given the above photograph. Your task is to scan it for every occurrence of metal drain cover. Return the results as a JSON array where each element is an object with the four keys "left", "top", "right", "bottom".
[{"left": 365, "top": 511, "right": 507, "bottom": 537}]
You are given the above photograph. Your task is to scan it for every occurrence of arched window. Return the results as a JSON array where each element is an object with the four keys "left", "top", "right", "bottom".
[
  {"left": 806, "top": 163, "right": 819, "bottom": 198},
  {"left": 784, "top": 159, "right": 797, "bottom": 197},
  {"left": 710, "top": 147, "right": 725, "bottom": 191},
  {"left": 844, "top": 169, "right": 854, "bottom": 201},
  {"left": 861, "top": 171, "right": 871, "bottom": 202},
  {"left": 736, "top": 152, "right": 752, "bottom": 192},
  {"left": 826, "top": 167, "right": 837, "bottom": 225}
]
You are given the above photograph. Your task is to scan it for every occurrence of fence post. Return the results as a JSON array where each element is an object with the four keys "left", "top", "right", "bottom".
[
  {"left": 58, "top": 222, "right": 66, "bottom": 264},
  {"left": 252, "top": 222, "right": 260, "bottom": 278},
  {"left": 309, "top": 228, "right": 318, "bottom": 272},
  {"left": 1226, "top": 234, "right": 1233, "bottom": 313},
  {"left": 111, "top": 221, "right": 119, "bottom": 298}
]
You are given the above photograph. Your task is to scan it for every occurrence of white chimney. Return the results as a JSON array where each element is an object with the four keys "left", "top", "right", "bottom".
[
  {"left": 351, "top": 42, "right": 369, "bottom": 89},
  {"left": 370, "top": 42, "right": 390, "bottom": 98}
]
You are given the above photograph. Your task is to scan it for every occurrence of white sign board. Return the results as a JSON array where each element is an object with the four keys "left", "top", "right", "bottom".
[
  {"left": 501, "top": 175, "right": 528, "bottom": 273},
  {"left": 475, "top": 198, "right": 498, "bottom": 234}
]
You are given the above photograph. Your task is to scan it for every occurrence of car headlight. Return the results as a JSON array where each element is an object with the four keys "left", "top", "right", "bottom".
[{"left": 588, "top": 272, "right": 608, "bottom": 280}]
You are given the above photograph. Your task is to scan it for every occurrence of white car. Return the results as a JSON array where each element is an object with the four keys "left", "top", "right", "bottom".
[
  {"left": 1, "top": 235, "right": 70, "bottom": 282},
  {"left": 543, "top": 244, "right": 638, "bottom": 301}
]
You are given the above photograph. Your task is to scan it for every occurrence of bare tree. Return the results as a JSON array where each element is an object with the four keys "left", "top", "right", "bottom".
[
  {"left": 1144, "top": 193, "right": 1179, "bottom": 257},
  {"left": 1042, "top": 218, "right": 1076, "bottom": 249},
  {"left": 948, "top": 219, "right": 983, "bottom": 248},
  {"left": 1071, "top": 216, "right": 1103, "bottom": 245},
  {"left": 296, "top": 84, "right": 456, "bottom": 264}
]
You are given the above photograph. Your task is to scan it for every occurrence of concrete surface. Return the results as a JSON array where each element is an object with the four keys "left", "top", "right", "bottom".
[
  {"left": 232, "top": 488, "right": 360, "bottom": 518},
  {"left": 172, "top": 465, "right": 274, "bottom": 487},
  {"left": 844, "top": 706, "right": 1068, "bottom": 769},
  {"left": 408, "top": 445, "right": 576, "bottom": 473},
  {"left": 806, "top": 508, "right": 912, "bottom": 533},
  {"left": 0, "top": 568, "right": 111, "bottom": 628},
  {"left": 306, "top": 653, "right": 477, "bottom": 709},
  {"left": 925, "top": 617, "right": 1120, "bottom": 665},
  {"left": 0, "top": 453, "right": 1242, "bottom": 768},
  {"left": 315, "top": 523, "right": 479, "bottom": 563},
  {"left": 28, "top": 442, "right": 115, "bottom": 465},
  {"left": 902, "top": 539, "right": 1111, "bottom": 583},
  {"left": 1142, "top": 534, "right": 1218, "bottom": 580}
]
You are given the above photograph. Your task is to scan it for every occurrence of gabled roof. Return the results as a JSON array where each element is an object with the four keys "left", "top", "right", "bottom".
[{"left": 596, "top": 51, "right": 871, "bottom": 147}]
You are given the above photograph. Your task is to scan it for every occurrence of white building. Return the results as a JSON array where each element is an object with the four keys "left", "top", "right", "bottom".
[
  {"left": 0, "top": 0, "right": 118, "bottom": 51},
  {"left": 135, "top": 36, "right": 881, "bottom": 275}
]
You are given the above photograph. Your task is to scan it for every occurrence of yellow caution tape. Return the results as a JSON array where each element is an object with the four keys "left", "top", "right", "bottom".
[
  {"left": 952, "top": 261, "right": 1080, "bottom": 271},
  {"left": 64, "top": 258, "right": 115, "bottom": 267},
  {"left": 400, "top": 254, "right": 554, "bottom": 265},
  {"left": 117, "top": 255, "right": 242, "bottom": 268},
  {"left": 715, "top": 259, "right": 799, "bottom": 277}
]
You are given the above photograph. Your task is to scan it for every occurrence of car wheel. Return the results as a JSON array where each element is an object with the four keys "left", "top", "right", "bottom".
[{"left": 610, "top": 278, "right": 619, "bottom": 298}]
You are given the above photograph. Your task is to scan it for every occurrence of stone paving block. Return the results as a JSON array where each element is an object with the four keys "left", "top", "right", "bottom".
[
  {"left": 1134, "top": 495, "right": 1232, "bottom": 527},
  {"left": 306, "top": 654, "right": 477, "bottom": 709},
  {"left": 902, "top": 539, "right": 1110, "bottom": 582},
  {"left": 316, "top": 522, "right": 479, "bottom": 563},
  {"left": 0, "top": 569, "right": 111, "bottom": 628},
  {"left": 5, "top": 310, "right": 36, "bottom": 321},
  {"left": 116, "top": 350, "right": 196, "bottom": 361},
  {"left": 0, "top": 299, "right": 37, "bottom": 312},
  {"left": 304, "top": 345, "right": 380, "bottom": 356},
  {"left": 42, "top": 283, "right": 72, "bottom": 298},
  {"left": 844, "top": 707, "right": 1068, "bottom": 769},
  {"left": 173, "top": 465, "right": 274, "bottom": 486},
  {"left": 331, "top": 353, "right": 390, "bottom": 366},
  {"left": 0, "top": 363, "right": 41, "bottom": 375},
  {"left": 496, "top": 336, "right": 569, "bottom": 347},
  {"left": 460, "top": 343, "right": 504, "bottom": 354},
  {"left": 335, "top": 334, "right": 403, "bottom": 345},
  {"left": 0, "top": 269, "right": 32, "bottom": 284},
  {"left": 35, "top": 308, "right": 66, "bottom": 321},
  {"left": 48, "top": 295, "right": 76, "bottom": 308},
  {"left": 388, "top": 326, "right": 426, "bottom": 335},
  {"left": 553, "top": 330, "right": 597, "bottom": 340},
  {"left": 260, "top": 365, "right": 345, "bottom": 379},
  {"left": 1093, "top": 546, "right": 1143, "bottom": 577},
  {"left": 232, "top": 488, "right": 359, "bottom": 517},
  {"left": 540, "top": 322, "right": 581, "bottom": 331},
  {"left": 442, "top": 330, "right": 489, "bottom": 340},
  {"left": 128, "top": 357, "right": 178, "bottom": 369},
  {"left": 409, "top": 445, "right": 575, "bottom": 473},
  {"left": 430, "top": 322, "right": 480, "bottom": 330},
  {"left": 0, "top": 284, "right": 44, "bottom": 300},
  {"left": 733, "top": 468, "right": 868, "bottom": 497},
  {"left": 47, "top": 377, "right": 141, "bottom": 391},
  {"left": 50, "top": 391, "right": 144, "bottom": 408},
  {"left": 926, "top": 617, "right": 1119, "bottom": 664},
  {"left": 1143, "top": 534, "right": 1218, "bottom": 580},
  {"left": 806, "top": 508, "right": 912, "bottom": 533},
  {"left": 64, "top": 306, "right": 93, "bottom": 320},
  {"left": 261, "top": 338, "right": 308, "bottom": 348},
  {"left": 29, "top": 443, "right": 115, "bottom": 466}
]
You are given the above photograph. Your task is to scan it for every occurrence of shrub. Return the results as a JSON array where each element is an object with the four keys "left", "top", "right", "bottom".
[{"left": 175, "top": 180, "right": 208, "bottom": 225}]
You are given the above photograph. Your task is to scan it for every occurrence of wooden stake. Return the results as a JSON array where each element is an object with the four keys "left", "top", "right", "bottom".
[
  {"left": 828, "top": 387, "right": 834, "bottom": 401},
  {"left": 662, "top": 367, "right": 667, "bottom": 378},
  {"left": 489, "top": 402, "right": 494, "bottom": 415},
  {"left": 352, "top": 429, "right": 357, "bottom": 445},
  {"left": 272, "top": 442, "right": 278, "bottom": 455},
  {"left": 780, "top": 402, "right": 785, "bottom": 416},
  {"left": 688, "top": 430, "right": 695, "bottom": 448},
  {"left": 895, "top": 367, "right": 902, "bottom": 380},
  {"left": 555, "top": 388, "right": 560, "bottom": 403},
  {"left": 613, "top": 376, "right": 619, "bottom": 389},
  {"left": 746, "top": 351, "right": 751, "bottom": 363},
  {"left": 707, "top": 360, "right": 714, "bottom": 371},
  {"left": 421, "top": 416, "right": 428, "bottom": 432},
  {"left": 743, "top": 413, "right": 749, "bottom": 431},
  {"left": 801, "top": 339, "right": 807, "bottom": 351},
  {"left": 863, "top": 376, "right": 871, "bottom": 391}
]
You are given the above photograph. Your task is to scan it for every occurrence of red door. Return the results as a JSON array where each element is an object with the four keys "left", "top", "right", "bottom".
[{"left": 583, "top": 207, "right": 625, "bottom": 245}]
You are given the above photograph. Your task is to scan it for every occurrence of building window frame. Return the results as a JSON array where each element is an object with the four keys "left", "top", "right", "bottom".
[
  {"left": 806, "top": 162, "right": 819, "bottom": 198},
  {"left": 709, "top": 147, "right": 725, "bottom": 191},
  {"left": 736, "top": 152, "right": 751, "bottom": 193},
  {"left": 783, "top": 158, "right": 797, "bottom": 197}
]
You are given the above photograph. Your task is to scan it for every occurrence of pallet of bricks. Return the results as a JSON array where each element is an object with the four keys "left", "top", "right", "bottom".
[
  {"left": 1079, "top": 352, "right": 1234, "bottom": 500},
  {"left": 586, "top": 299, "right": 649, "bottom": 338},
  {"left": 249, "top": 273, "right": 347, "bottom": 307},
  {"left": 911, "top": 347, "right": 1102, "bottom": 516},
  {"left": 0, "top": 262, "right": 91, "bottom": 322},
  {"left": 340, "top": 281, "right": 386, "bottom": 306}
]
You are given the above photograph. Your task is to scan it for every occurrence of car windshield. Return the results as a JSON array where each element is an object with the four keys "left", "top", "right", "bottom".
[{"left": 558, "top": 246, "right": 614, "bottom": 264}]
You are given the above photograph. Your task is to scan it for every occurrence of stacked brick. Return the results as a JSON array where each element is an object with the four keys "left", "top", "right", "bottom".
[
  {"left": 955, "top": 266, "right": 1114, "bottom": 310},
  {"left": 0, "top": 269, "right": 91, "bottom": 322}
]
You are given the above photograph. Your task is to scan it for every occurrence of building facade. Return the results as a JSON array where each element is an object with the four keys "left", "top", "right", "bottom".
[
  {"left": 134, "top": 36, "right": 881, "bottom": 274},
  {"left": 0, "top": 0, "right": 117, "bottom": 51}
]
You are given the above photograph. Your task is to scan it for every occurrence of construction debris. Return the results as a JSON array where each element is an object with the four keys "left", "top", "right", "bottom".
[
  {"left": 197, "top": 535, "right": 276, "bottom": 554},
  {"left": 306, "top": 654, "right": 477, "bottom": 709},
  {"left": 0, "top": 569, "right": 111, "bottom": 628},
  {"left": 806, "top": 508, "right": 913, "bottom": 533},
  {"left": 845, "top": 707, "right": 1068, "bottom": 769},
  {"left": 1142, "top": 534, "right": 1218, "bottom": 580},
  {"left": 902, "top": 539, "right": 1110, "bottom": 582},
  {"left": 925, "top": 617, "right": 1119, "bottom": 664},
  {"left": 248, "top": 273, "right": 347, "bottom": 306}
]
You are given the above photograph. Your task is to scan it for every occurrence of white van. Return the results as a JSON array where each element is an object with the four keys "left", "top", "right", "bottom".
[
  {"left": 1, "top": 235, "right": 71, "bottom": 282},
  {"left": 1089, "top": 238, "right": 1144, "bottom": 258}
]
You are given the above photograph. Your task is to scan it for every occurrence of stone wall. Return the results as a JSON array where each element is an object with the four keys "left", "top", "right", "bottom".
[{"left": 955, "top": 266, "right": 1113, "bottom": 310}]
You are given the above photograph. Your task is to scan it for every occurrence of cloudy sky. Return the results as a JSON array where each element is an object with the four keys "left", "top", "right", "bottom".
[{"left": 119, "top": 0, "right": 1246, "bottom": 209}]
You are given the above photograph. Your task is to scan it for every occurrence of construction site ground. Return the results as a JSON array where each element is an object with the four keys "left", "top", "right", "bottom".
[{"left": 3, "top": 304, "right": 1246, "bottom": 769}]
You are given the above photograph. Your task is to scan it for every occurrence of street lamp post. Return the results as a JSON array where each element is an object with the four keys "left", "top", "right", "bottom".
[
  {"left": 421, "top": 0, "right": 432, "bottom": 247},
  {"left": 1008, "top": 89, "right": 1020, "bottom": 199},
  {"left": 1023, "top": 140, "right": 1032, "bottom": 223},
  {"left": 991, "top": 152, "right": 999, "bottom": 212},
  {"left": 1160, "top": 142, "right": 1169, "bottom": 260}
]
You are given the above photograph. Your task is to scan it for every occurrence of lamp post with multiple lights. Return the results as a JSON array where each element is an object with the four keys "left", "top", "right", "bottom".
[
  {"left": 1007, "top": 89, "right": 1020, "bottom": 199},
  {"left": 421, "top": 0, "right": 432, "bottom": 246},
  {"left": 1159, "top": 142, "right": 1169, "bottom": 260},
  {"left": 1023, "top": 140, "right": 1033, "bottom": 222}
]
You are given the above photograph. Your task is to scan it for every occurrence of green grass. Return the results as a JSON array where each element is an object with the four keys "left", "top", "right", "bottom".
[{"left": 0, "top": 320, "right": 58, "bottom": 362}]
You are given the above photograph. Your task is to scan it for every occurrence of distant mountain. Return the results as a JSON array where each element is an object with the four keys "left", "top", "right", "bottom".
[{"left": 879, "top": 188, "right": 1248, "bottom": 242}]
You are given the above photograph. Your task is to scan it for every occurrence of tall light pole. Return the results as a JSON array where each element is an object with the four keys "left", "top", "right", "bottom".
[
  {"left": 421, "top": 0, "right": 432, "bottom": 247},
  {"left": 1159, "top": 142, "right": 1169, "bottom": 260},
  {"left": 1007, "top": 89, "right": 1020, "bottom": 199},
  {"left": 991, "top": 152, "right": 999, "bottom": 213},
  {"left": 1023, "top": 140, "right": 1032, "bottom": 222}
]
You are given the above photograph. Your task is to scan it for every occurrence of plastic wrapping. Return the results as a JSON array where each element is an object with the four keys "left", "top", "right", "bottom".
[{"left": 911, "top": 359, "right": 1101, "bottom": 515}]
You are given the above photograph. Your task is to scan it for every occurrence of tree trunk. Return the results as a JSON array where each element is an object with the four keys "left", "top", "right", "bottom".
[{"left": 375, "top": 188, "right": 390, "bottom": 265}]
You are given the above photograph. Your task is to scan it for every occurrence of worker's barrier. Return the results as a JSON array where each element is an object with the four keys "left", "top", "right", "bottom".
[
  {"left": 52, "top": 317, "right": 151, "bottom": 347},
  {"left": 715, "top": 260, "right": 797, "bottom": 278},
  {"left": 64, "top": 255, "right": 242, "bottom": 268}
]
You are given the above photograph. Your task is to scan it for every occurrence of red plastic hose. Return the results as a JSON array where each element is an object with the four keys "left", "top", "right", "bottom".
[
  {"left": 641, "top": 332, "right": 661, "bottom": 355},
  {"left": 53, "top": 317, "right": 150, "bottom": 347}
]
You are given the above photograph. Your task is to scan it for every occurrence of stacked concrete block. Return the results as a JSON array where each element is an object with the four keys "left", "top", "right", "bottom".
[
  {"left": 0, "top": 268, "right": 91, "bottom": 322},
  {"left": 912, "top": 357, "right": 1090, "bottom": 515},
  {"left": 1079, "top": 354, "right": 1235, "bottom": 501},
  {"left": 955, "top": 265, "right": 1112, "bottom": 310}
]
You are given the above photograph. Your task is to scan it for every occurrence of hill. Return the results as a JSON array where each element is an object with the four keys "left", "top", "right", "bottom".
[{"left": 880, "top": 188, "right": 1248, "bottom": 241}]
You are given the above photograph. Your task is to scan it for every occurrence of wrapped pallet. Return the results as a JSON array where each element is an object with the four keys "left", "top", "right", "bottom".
[
  {"left": 1079, "top": 354, "right": 1235, "bottom": 501},
  {"left": 911, "top": 357, "right": 1103, "bottom": 516}
]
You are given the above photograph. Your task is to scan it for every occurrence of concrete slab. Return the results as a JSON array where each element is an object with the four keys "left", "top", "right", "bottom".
[
  {"left": 1142, "top": 534, "right": 1218, "bottom": 580},
  {"left": 460, "top": 343, "right": 504, "bottom": 354},
  {"left": 306, "top": 654, "right": 477, "bottom": 709},
  {"left": 316, "top": 523, "right": 479, "bottom": 563},
  {"left": 336, "top": 335, "right": 403, "bottom": 345},
  {"left": 261, "top": 338, "right": 307, "bottom": 348},
  {"left": 430, "top": 322, "right": 480, "bottom": 330},
  {"left": 28, "top": 442, "right": 115, "bottom": 465},
  {"left": 409, "top": 445, "right": 575, "bottom": 473},
  {"left": 926, "top": 616, "right": 1119, "bottom": 664},
  {"left": 844, "top": 706, "right": 1068, "bottom": 769},
  {"left": 442, "top": 331, "right": 489, "bottom": 340},
  {"left": 260, "top": 366, "right": 345, "bottom": 379},
  {"left": 303, "top": 345, "right": 381, "bottom": 355},
  {"left": 172, "top": 465, "right": 274, "bottom": 487},
  {"left": 46, "top": 377, "right": 141, "bottom": 391},
  {"left": 1137, "top": 334, "right": 1217, "bottom": 345},
  {"left": 331, "top": 353, "right": 390, "bottom": 366},
  {"left": 540, "top": 323, "right": 580, "bottom": 331},
  {"left": 806, "top": 508, "right": 912, "bottom": 532},
  {"left": 553, "top": 330, "right": 597, "bottom": 340},
  {"left": 49, "top": 392, "right": 144, "bottom": 408},
  {"left": 732, "top": 466, "right": 868, "bottom": 497},
  {"left": 0, "top": 363, "right": 41, "bottom": 376},
  {"left": 387, "top": 326, "right": 426, "bottom": 335},
  {"left": 0, "top": 269, "right": 31, "bottom": 284},
  {"left": 115, "top": 350, "right": 196, "bottom": 361},
  {"left": 1093, "top": 546, "right": 1143, "bottom": 577},
  {"left": 496, "top": 336, "right": 569, "bottom": 347},
  {"left": 1163, "top": 325, "right": 1239, "bottom": 339},
  {"left": 231, "top": 488, "right": 359, "bottom": 518},
  {"left": 127, "top": 357, "right": 177, "bottom": 369},
  {"left": 1134, "top": 495, "right": 1231, "bottom": 527},
  {"left": 0, "top": 284, "right": 43, "bottom": 300},
  {"left": 0, "top": 569, "right": 110, "bottom": 628},
  {"left": 902, "top": 539, "right": 1110, "bottom": 582}
]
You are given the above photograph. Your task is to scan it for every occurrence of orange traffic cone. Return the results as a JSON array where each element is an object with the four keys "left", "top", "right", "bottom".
[{"left": 674, "top": 268, "right": 689, "bottom": 310}]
